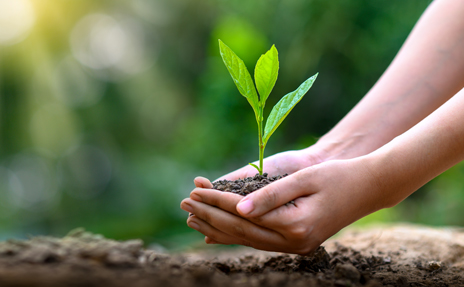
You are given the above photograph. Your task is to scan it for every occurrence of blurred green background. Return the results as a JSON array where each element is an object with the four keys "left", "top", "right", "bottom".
[{"left": 1, "top": 0, "right": 462, "bottom": 250}]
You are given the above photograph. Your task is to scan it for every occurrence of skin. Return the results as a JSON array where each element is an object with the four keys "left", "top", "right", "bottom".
[{"left": 181, "top": 0, "right": 464, "bottom": 254}]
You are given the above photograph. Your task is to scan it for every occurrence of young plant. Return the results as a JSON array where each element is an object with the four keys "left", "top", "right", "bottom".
[{"left": 219, "top": 39, "right": 318, "bottom": 175}]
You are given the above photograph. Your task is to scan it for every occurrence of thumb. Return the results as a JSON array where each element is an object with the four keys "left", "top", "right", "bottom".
[{"left": 236, "top": 171, "right": 310, "bottom": 217}]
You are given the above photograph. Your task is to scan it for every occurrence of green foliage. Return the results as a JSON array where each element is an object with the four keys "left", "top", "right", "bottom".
[
  {"left": 264, "top": 74, "right": 318, "bottom": 145},
  {"left": 254, "top": 45, "right": 279, "bottom": 106},
  {"left": 218, "top": 40, "right": 261, "bottom": 121},
  {"left": 219, "top": 40, "right": 317, "bottom": 174}
]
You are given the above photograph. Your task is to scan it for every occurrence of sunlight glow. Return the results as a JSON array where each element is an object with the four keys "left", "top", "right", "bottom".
[{"left": 0, "top": 0, "right": 35, "bottom": 45}]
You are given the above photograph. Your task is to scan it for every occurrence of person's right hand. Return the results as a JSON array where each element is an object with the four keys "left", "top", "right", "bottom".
[{"left": 216, "top": 147, "right": 328, "bottom": 181}]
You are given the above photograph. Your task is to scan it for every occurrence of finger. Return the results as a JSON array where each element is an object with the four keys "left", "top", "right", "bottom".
[
  {"left": 190, "top": 188, "right": 243, "bottom": 215},
  {"left": 194, "top": 177, "right": 213, "bottom": 188},
  {"left": 187, "top": 216, "right": 243, "bottom": 245},
  {"left": 190, "top": 187, "right": 302, "bottom": 231},
  {"left": 236, "top": 170, "right": 314, "bottom": 217},
  {"left": 189, "top": 188, "right": 288, "bottom": 231},
  {"left": 188, "top": 215, "right": 306, "bottom": 254},
  {"left": 246, "top": 196, "right": 316, "bottom": 232},
  {"left": 182, "top": 198, "right": 285, "bottom": 246},
  {"left": 205, "top": 236, "right": 219, "bottom": 244}
]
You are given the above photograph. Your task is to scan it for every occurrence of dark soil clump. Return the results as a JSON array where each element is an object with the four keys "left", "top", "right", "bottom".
[{"left": 212, "top": 173, "right": 287, "bottom": 196}]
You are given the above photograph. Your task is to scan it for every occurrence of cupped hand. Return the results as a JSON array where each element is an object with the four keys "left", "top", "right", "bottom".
[
  {"left": 181, "top": 157, "right": 389, "bottom": 254},
  {"left": 216, "top": 147, "right": 327, "bottom": 181}
]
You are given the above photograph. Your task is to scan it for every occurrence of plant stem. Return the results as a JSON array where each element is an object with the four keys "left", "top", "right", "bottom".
[
  {"left": 259, "top": 142, "right": 264, "bottom": 175},
  {"left": 258, "top": 112, "right": 264, "bottom": 175}
]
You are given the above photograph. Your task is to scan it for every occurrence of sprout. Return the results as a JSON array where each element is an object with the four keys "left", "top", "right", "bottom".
[{"left": 219, "top": 40, "right": 318, "bottom": 175}]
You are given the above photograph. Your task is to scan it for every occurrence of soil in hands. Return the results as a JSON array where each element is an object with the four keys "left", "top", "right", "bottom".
[{"left": 212, "top": 173, "right": 287, "bottom": 195}]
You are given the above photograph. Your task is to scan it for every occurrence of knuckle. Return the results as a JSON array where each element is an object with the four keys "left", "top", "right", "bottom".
[{"left": 288, "top": 225, "right": 309, "bottom": 241}]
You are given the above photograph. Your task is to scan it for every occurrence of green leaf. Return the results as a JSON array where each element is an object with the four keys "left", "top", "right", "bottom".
[
  {"left": 218, "top": 39, "right": 260, "bottom": 120},
  {"left": 248, "top": 163, "right": 261, "bottom": 173},
  {"left": 254, "top": 45, "right": 279, "bottom": 106},
  {"left": 263, "top": 73, "right": 318, "bottom": 145}
]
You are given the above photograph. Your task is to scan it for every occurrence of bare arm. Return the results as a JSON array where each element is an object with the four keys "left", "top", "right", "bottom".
[
  {"left": 181, "top": 87, "right": 464, "bottom": 254},
  {"left": 315, "top": 0, "right": 464, "bottom": 160},
  {"left": 181, "top": 0, "right": 464, "bottom": 253},
  {"left": 219, "top": 0, "right": 464, "bottom": 181},
  {"left": 368, "top": 86, "right": 464, "bottom": 207}
]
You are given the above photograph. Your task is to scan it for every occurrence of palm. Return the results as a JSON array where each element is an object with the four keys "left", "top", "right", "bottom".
[{"left": 217, "top": 149, "right": 324, "bottom": 181}]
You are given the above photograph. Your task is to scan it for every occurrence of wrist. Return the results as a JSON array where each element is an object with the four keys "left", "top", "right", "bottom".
[
  {"left": 309, "top": 132, "right": 372, "bottom": 162},
  {"left": 329, "top": 152, "right": 402, "bottom": 215},
  {"left": 360, "top": 139, "right": 422, "bottom": 209},
  {"left": 299, "top": 144, "right": 329, "bottom": 165}
]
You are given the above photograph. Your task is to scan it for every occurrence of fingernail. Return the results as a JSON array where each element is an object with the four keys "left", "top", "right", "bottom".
[
  {"left": 237, "top": 199, "right": 254, "bottom": 215},
  {"left": 183, "top": 203, "right": 193, "bottom": 213},
  {"left": 188, "top": 221, "right": 200, "bottom": 231}
]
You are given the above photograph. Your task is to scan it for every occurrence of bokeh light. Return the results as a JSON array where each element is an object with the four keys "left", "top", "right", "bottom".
[
  {"left": 57, "top": 145, "right": 112, "bottom": 199},
  {"left": 29, "top": 103, "right": 82, "bottom": 155},
  {"left": 6, "top": 153, "right": 57, "bottom": 211},
  {"left": 0, "top": 0, "right": 35, "bottom": 45},
  {"left": 53, "top": 56, "right": 105, "bottom": 108},
  {"left": 70, "top": 13, "right": 154, "bottom": 80}
]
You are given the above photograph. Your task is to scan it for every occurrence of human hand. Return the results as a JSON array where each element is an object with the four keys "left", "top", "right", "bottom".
[
  {"left": 181, "top": 157, "right": 391, "bottom": 254},
  {"left": 216, "top": 147, "right": 327, "bottom": 181}
]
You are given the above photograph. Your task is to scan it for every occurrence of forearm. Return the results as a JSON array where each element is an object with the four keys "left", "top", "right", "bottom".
[
  {"left": 366, "top": 87, "right": 464, "bottom": 208},
  {"left": 315, "top": 0, "right": 464, "bottom": 161}
]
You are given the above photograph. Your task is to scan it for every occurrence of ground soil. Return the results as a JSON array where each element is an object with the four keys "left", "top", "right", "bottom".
[
  {"left": 1, "top": 226, "right": 464, "bottom": 286},
  {"left": 2, "top": 175, "right": 464, "bottom": 286}
]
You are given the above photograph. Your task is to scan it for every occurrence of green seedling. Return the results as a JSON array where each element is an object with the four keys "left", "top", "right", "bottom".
[{"left": 219, "top": 39, "right": 318, "bottom": 175}]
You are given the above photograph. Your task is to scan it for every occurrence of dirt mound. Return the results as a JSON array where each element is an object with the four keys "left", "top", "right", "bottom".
[
  {"left": 0, "top": 225, "right": 463, "bottom": 286},
  {"left": 325, "top": 224, "right": 464, "bottom": 286}
]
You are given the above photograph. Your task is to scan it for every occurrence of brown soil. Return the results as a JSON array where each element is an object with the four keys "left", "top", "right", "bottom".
[
  {"left": 212, "top": 173, "right": 287, "bottom": 196},
  {"left": 2, "top": 175, "right": 464, "bottom": 286},
  {"left": 1, "top": 226, "right": 464, "bottom": 286}
]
